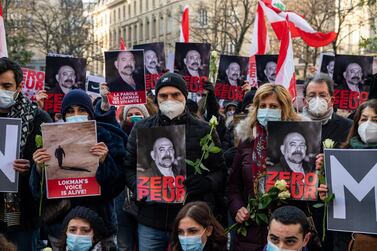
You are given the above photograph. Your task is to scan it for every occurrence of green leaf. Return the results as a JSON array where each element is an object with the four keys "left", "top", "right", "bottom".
[
  {"left": 313, "top": 203, "right": 324, "bottom": 208},
  {"left": 257, "top": 213, "right": 268, "bottom": 224},
  {"left": 200, "top": 136, "right": 207, "bottom": 146},
  {"left": 199, "top": 163, "right": 210, "bottom": 172},
  {"left": 209, "top": 146, "right": 221, "bottom": 154},
  {"left": 185, "top": 159, "right": 196, "bottom": 167},
  {"left": 204, "top": 151, "right": 209, "bottom": 160},
  {"left": 318, "top": 175, "right": 326, "bottom": 185},
  {"left": 324, "top": 193, "right": 335, "bottom": 203},
  {"left": 35, "top": 135, "right": 43, "bottom": 148},
  {"left": 260, "top": 196, "right": 273, "bottom": 208}
]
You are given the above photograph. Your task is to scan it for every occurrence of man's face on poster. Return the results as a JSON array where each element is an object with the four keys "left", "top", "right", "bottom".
[
  {"left": 343, "top": 63, "right": 363, "bottom": 85},
  {"left": 56, "top": 65, "right": 76, "bottom": 94},
  {"left": 226, "top": 62, "right": 241, "bottom": 82},
  {"left": 264, "top": 61, "right": 277, "bottom": 82},
  {"left": 151, "top": 137, "right": 175, "bottom": 169},
  {"left": 184, "top": 50, "right": 201, "bottom": 71},
  {"left": 281, "top": 133, "right": 307, "bottom": 164},
  {"left": 145, "top": 50, "right": 159, "bottom": 71},
  {"left": 326, "top": 60, "right": 334, "bottom": 78},
  {"left": 115, "top": 51, "right": 136, "bottom": 77}
]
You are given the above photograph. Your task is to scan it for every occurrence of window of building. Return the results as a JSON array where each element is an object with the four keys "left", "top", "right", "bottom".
[
  {"left": 128, "top": 26, "right": 132, "bottom": 42},
  {"left": 199, "top": 8, "right": 208, "bottom": 26},
  {"left": 226, "top": 42, "right": 235, "bottom": 54},
  {"left": 153, "top": 0, "right": 155, "bottom": 8},
  {"left": 128, "top": 3, "right": 131, "bottom": 17},
  {"left": 140, "top": 23, "right": 144, "bottom": 41},
  {"left": 140, "top": 0, "right": 143, "bottom": 14},
  {"left": 146, "top": 20, "right": 150, "bottom": 40},
  {"left": 134, "top": 1, "right": 137, "bottom": 16},
  {"left": 123, "top": 5, "right": 125, "bottom": 18},
  {"left": 118, "top": 8, "right": 120, "bottom": 21},
  {"left": 152, "top": 17, "right": 157, "bottom": 38},
  {"left": 146, "top": 0, "right": 149, "bottom": 11},
  {"left": 166, "top": 15, "right": 172, "bottom": 33},
  {"left": 159, "top": 15, "right": 164, "bottom": 35},
  {"left": 134, "top": 24, "right": 137, "bottom": 42}
]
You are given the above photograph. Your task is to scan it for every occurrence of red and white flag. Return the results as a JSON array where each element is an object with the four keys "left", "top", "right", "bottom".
[
  {"left": 180, "top": 6, "right": 189, "bottom": 43},
  {"left": 120, "top": 37, "right": 126, "bottom": 50},
  {"left": 249, "top": 2, "right": 269, "bottom": 55},
  {"left": 0, "top": 3, "right": 8, "bottom": 57}
]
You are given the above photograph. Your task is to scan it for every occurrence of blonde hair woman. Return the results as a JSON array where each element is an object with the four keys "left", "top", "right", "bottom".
[{"left": 227, "top": 84, "right": 303, "bottom": 251}]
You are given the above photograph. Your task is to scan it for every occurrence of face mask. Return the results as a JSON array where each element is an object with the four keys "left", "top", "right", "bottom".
[
  {"left": 130, "top": 115, "right": 144, "bottom": 124},
  {"left": 266, "top": 240, "right": 301, "bottom": 251},
  {"left": 307, "top": 97, "right": 329, "bottom": 117},
  {"left": 66, "top": 233, "right": 93, "bottom": 251},
  {"left": 178, "top": 230, "right": 206, "bottom": 251},
  {"left": 226, "top": 111, "right": 235, "bottom": 117},
  {"left": 257, "top": 108, "right": 282, "bottom": 127},
  {"left": 56, "top": 119, "right": 64, "bottom": 123},
  {"left": 66, "top": 115, "right": 89, "bottom": 123},
  {"left": 0, "top": 90, "right": 16, "bottom": 109},
  {"left": 159, "top": 100, "right": 186, "bottom": 120},
  {"left": 358, "top": 120, "right": 377, "bottom": 144}
]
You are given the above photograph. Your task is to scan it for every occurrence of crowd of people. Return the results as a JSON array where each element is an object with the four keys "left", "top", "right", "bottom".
[{"left": 0, "top": 56, "right": 377, "bottom": 251}]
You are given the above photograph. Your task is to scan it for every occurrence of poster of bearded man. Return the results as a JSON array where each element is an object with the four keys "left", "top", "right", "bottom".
[{"left": 255, "top": 55, "right": 278, "bottom": 86}]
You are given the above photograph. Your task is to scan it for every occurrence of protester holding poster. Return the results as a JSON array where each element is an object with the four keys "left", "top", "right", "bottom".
[
  {"left": 318, "top": 99, "right": 377, "bottom": 251},
  {"left": 266, "top": 121, "right": 321, "bottom": 201},
  {"left": 31, "top": 89, "right": 126, "bottom": 249},
  {"left": 134, "top": 42, "right": 165, "bottom": 91},
  {"left": 333, "top": 55, "right": 373, "bottom": 110},
  {"left": 0, "top": 58, "right": 52, "bottom": 250},
  {"left": 227, "top": 84, "right": 305, "bottom": 251},
  {"left": 215, "top": 55, "right": 249, "bottom": 102},
  {"left": 105, "top": 50, "right": 146, "bottom": 105},
  {"left": 124, "top": 72, "right": 226, "bottom": 250},
  {"left": 255, "top": 55, "right": 278, "bottom": 85}
]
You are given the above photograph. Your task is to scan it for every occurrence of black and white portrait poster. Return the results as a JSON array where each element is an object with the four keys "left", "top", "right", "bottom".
[
  {"left": 44, "top": 55, "right": 87, "bottom": 113},
  {"left": 174, "top": 42, "right": 211, "bottom": 94},
  {"left": 134, "top": 42, "right": 166, "bottom": 91},
  {"left": 105, "top": 50, "right": 146, "bottom": 105},
  {"left": 0, "top": 118, "right": 21, "bottom": 192},
  {"left": 215, "top": 55, "right": 249, "bottom": 102},
  {"left": 41, "top": 121, "right": 100, "bottom": 199},
  {"left": 136, "top": 125, "right": 186, "bottom": 203},
  {"left": 318, "top": 53, "right": 335, "bottom": 79},
  {"left": 266, "top": 121, "right": 322, "bottom": 201},
  {"left": 333, "top": 55, "right": 373, "bottom": 110},
  {"left": 255, "top": 55, "right": 278, "bottom": 86},
  {"left": 325, "top": 149, "right": 377, "bottom": 234}
]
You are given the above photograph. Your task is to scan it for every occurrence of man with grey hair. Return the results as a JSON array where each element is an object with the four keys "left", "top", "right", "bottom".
[
  {"left": 342, "top": 62, "right": 363, "bottom": 92},
  {"left": 225, "top": 62, "right": 242, "bottom": 86},
  {"left": 264, "top": 61, "right": 277, "bottom": 83}
]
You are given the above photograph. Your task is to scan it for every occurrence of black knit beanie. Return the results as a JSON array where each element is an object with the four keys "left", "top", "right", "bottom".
[
  {"left": 154, "top": 72, "right": 188, "bottom": 102},
  {"left": 61, "top": 89, "right": 95, "bottom": 120}
]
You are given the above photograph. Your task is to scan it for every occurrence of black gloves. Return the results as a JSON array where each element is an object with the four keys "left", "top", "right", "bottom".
[{"left": 184, "top": 175, "right": 212, "bottom": 195}]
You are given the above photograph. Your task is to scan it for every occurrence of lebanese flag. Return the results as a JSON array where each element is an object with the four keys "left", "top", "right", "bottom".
[
  {"left": 249, "top": 2, "right": 269, "bottom": 55},
  {"left": 180, "top": 6, "right": 189, "bottom": 43},
  {"left": 0, "top": 3, "right": 8, "bottom": 57},
  {"left": 120, "top": 37, "right": 126, "bottom": 50},
  {"left": 263, "top": 0, "right": 336, "bottom": 47},
  {"left": 259, "top": 0, "right": 296, "bottom": 98}
]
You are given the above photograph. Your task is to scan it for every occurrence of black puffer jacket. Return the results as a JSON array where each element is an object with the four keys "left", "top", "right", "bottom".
[{"left": 124, "top": 111, "right": 227, "bottom": 231}]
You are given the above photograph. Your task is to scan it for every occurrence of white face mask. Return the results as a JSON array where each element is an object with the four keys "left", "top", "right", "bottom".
[
  {"left": 358, "top": 121, "right": 377, "bottom": 144},
  {"left": 0, "top": 90, "right": 16, "bottom": 109},
  {"left": 266, "top": 240, "right": 302, "bottom": 251},
  {"left": 159, "top": 100, "right": 186, "bottom": 120},
  {"left": 66, "top": 115, "right": 89, "bottom": 123},
  {"left": 307, "top": 97, "right": 329, "bottom": 117}
]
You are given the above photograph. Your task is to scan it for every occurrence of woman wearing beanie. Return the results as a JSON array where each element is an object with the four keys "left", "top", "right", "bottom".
[
  {"left": 30, "top": 89, "right": 126, "bottom": 249},
  {"left": 58, "top": 206, "right": 115, "bottom": 251},
  {"left": 121, "top": 104, "right": 150, "bottom": 135}
]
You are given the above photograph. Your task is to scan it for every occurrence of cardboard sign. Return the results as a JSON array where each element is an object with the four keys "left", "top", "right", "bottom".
[
  {"left": 0, "top": 118, "right": 21, "bottom": 192},
  {"left": 215, "top": 55, "right": 249, "bottom": 102},
  {"left": 21, "top": 68, "right": 45, "bottom": 100},
  {"left": 266, "top": 121, "right": 322, "bottom": 201},
  {"left": 136, "top": 125, "right": 186, "bottom": 203},
  {"left": 325, "top": 149, "right": 377, "bottom": 234},
  {"left": 134, "top": 42, "right": 166, "bottom": 91},
  {"left": 41, "top": 121, "right": 100, "bottom": 198},
  {"left": 105, "top": 50, "right": 146, "bottom": 105},
  {"left": 44, "top": 56, "right": 87, "bottom": 113}
]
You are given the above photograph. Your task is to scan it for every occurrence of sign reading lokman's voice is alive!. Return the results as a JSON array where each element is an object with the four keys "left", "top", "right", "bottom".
[
  {"left": 136, "top": 125, "right": 186, "bottom": 203},
  {"left": 266, "top": 121, "right": 322, "bottom": 201},
  {"left": 41, "top": 121, "right": 100, "bottom": 199},
  {"left": 0, "top": 118, "right": 21, "bottom": 192},
  {"left": 325, "top": 149, "right": 377, "bottom": 234}
]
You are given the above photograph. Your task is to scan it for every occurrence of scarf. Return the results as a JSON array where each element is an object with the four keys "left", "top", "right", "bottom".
[
  {"left": 302, "top": 106, "right": 334, "bottom": 125},
  {"left": 1, "top": 92, "right": 38, "bottom": 228},
  {"left": 251, "top": 123, "right": 267, "bottom": 194},
  {"left": 349, "top": 136, "right": 377, "bottom": 149}
]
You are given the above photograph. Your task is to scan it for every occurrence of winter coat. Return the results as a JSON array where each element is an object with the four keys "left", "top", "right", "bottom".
[{"left": 124, "top": 111, "right": 227, "bottom": 231}]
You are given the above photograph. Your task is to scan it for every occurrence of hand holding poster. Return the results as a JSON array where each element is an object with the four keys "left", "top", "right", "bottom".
[
  {"left": 44, "top": 56, "right": 87, "bottom": 113},
  {"left": 0, "top": 118, "right": 21, "bottom": 192},
  {"left": 333, "top": 55, "right": 373, "bottom": 110},
  {"left": 41, "top": 121, "right": 100, "bottom": 199},
  {"left": 21, "top": 68, "right": 45, "bottom": 100},
  {"left": 137, "top": 125, "right": 186, "bottom": 203},
  {"left": 325, "top": 149, "right": 377, "bottom": 234},
  {"left": 105, "top": 50, "right": 146, "bottom": 105},
  {"left": 174, "top": 42, "right": 211, "bottom": 100},
  {"left": 215, "top": 55, "right": 249, "bottom": 102},
  {"left": 266, "top": 121, "right": 321, "bottom": 201},
  {"left": 133, "top": 42, "right": 166, "bottom": 91}
]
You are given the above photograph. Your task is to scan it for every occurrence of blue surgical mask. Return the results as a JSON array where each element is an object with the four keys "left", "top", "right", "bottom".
[
  {"left": 130, "top": 115, "right": 144, "bottom": 124},
  {"left": 66, "top": 115, "right": 89, "bottom": 123},
  {"left": 257, "top": 108, "right": 282, "bottom": 127},
  {"left": 178, "top": 230, "right": 206, "bottom": 251},
  {"left": 0, "top": 90, "right": 16, "bottom": 109},
  {"left": 66, "top": 233, "right": 93, "bottom": 251},
  {"left": 266, "top": 240, "right": 301, "bottom": 251}
]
